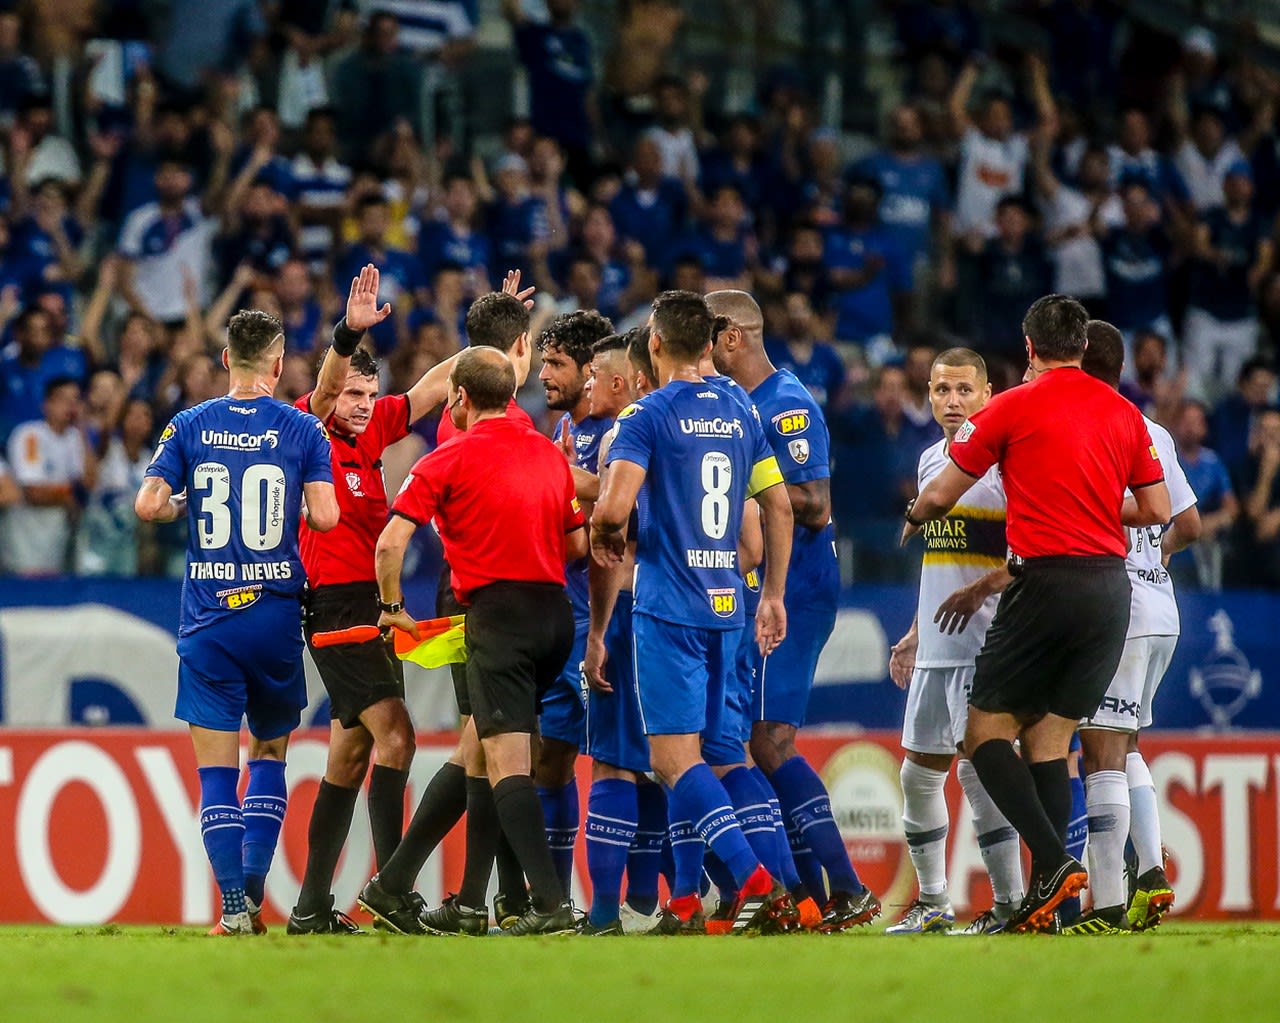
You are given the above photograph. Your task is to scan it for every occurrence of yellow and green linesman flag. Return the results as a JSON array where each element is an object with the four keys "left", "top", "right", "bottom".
[{"left": 393, "top": 614, "right": 467, "bottom": 668}]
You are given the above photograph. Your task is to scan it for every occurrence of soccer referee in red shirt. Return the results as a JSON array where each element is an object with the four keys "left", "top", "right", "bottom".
[
  {"left": 908, "top": 295, "right": 1172, "bottom": 932},
  {"left": 289, "top": 265, "right": 459, "bottom": 933},
  {"left": 365, "top": 346, "right": 587, "bottom": 936}
]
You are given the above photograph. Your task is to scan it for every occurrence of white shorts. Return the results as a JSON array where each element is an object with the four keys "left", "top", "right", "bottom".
[
  {"left": 1081, "top": 634, "right": 1177, "bottom": 732},
  {"left": 902, "top": 664, "right": 973, "bottom": 755}
]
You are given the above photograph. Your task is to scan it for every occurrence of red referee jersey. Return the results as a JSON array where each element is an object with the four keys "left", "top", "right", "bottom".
[
  {"left": 393, "top": 415, "right": 584, "bottom": 604},
  {"left": 296, "top": 390, "right": 412, "bottom": 586},
  {"left": 436, "top": 395, "right": 533, "bottom": 445},
  {"left": 949, "top": 367, "right": 1164, "bottom": 558}
]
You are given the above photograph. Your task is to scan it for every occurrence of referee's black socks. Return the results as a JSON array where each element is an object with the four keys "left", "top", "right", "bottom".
[
  {"left": 1027, "top": 759, "right": 1072, "bottom": 845},
  {"left": 970, "top": 739, "right": 1068, "bottom": 869},
  {"left": 458, "top": 776, "right": 502, "bottom": 909},
  {"left": 377, "top": 761, "right": 467, "bottom": 894},
  {"left": 296, "top": 780, "right": 360, "bottom": 915},
  {"left": 494, "top": 775, "right": 565, "bottom": 913},
  {"left": 368, "top": 765, "right": 410, "bottom": 869}
]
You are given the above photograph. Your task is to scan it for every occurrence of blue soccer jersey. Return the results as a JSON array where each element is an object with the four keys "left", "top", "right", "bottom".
[
  {"left": 750, "top": 369, "right": 840, "bottom": 607},
  {"left": 607, "top": 378, "right": 782, "bottom": 631},
  {"left": 559, "top": 411, "right": 614, "bottom": 624},
  {"left": 146, "top": 395, "right": 333, "bottom": 637}
]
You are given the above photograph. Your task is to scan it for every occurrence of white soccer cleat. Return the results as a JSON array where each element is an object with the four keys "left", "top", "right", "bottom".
[
  {"left": 208, "top": 911, "right": 256, "bottom": 936},
  {"left": 619, "top": 902, "right": 661, "bottom": 934},
  {"left": 884, "top": 898, "right": 955, "bottom": 935}
]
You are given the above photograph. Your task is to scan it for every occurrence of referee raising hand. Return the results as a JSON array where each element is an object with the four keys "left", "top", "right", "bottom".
[{"left": 907, "top": 295, "right": 1171, "bottom": 932}]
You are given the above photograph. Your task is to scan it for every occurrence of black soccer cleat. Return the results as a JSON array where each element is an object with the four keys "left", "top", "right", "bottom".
[
  {"left": 497, "top": 901, "right": 577, "bottom": 936},
  {"left": 493, "top": 890, "right": 532, "bottom": 930},
  {"left": 287, "top": 895, "right": 365, "bottom": 935},
  {"left": 356, "top": 876, "right": 428, "bottom": 935},
  {"left": 576, "top": 917, "right": 625, "bottom": 936},
  {"left": 818, "top": 887, "right": 882, "bottom": 932},
  {"left": 1009, "top": 857, "right": 1089, "bottom": 933},
  {"left": 420, "top": 894, "right": 489, "bottom": 936}
]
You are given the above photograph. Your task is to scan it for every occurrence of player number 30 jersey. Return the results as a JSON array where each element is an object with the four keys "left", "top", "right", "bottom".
[{"left": 146, "top": 395, "right": 333, "bottom": 636}]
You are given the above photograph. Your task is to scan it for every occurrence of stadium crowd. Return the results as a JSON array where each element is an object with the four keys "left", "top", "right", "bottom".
[{"left": 0, "top": 0, "right": 1278, "bottom": 588}]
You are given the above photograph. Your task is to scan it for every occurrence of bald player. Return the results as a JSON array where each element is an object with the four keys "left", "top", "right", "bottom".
[{"left": 708, "top": 289, "right": 879, "bottom": 931}]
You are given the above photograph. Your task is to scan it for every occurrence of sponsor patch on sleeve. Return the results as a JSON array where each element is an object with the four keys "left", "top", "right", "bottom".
[
  {"left": 772, "top": 409, "right": 811, "bottom": 435},
  {"left": 617, "top": 403, "right": 641, "bottom": 420}
]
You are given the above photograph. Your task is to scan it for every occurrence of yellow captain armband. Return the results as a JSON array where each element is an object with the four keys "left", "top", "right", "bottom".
[{"left": 747, "top": 456, "right": 784, "bottom": 497}]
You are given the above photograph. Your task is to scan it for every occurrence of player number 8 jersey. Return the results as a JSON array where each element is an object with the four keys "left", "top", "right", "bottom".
[{"left": 606, "top": 379, "right": 782, "bottom": 631}]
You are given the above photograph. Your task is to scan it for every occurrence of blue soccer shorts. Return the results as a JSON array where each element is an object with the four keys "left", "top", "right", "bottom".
[
  {"left": 753, "top": 604, "right": 836, "bottom": 728},
  {"left": 540, "top": 619, "right": 587, "bottom": 747},
  {"left": 633, "top": 612, "right": 735, "bottom": 737},
  {"left": 175, "top": 595, "right": 307, "bottom": 739},
  {"left": 585, "top": 599, "right": 650, "bottom": 773},
  {"left": 703, "top": 615, "right": 758, "bottom": 766}
]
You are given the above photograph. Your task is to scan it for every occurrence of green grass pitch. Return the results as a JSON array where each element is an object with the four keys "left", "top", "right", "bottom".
[{"left": 3, "top": 921, "right": 1279, "bottom": 1023}]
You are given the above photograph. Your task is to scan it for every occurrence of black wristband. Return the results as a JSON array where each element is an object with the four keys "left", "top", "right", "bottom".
[
  {"left": 331, "top": 316, "right": 364, "bottom": 357},
  {"left": 904, "top": 501, "right": 926, "bottom": 528},
  {"left": 377, "top": 598, "right": 404, "bottom": 614}
]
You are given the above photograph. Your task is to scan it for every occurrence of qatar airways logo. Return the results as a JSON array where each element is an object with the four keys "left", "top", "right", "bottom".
[
  {"left": 200, "top": 429, "right": 280, "bottom": 451},
  {"left": 679, "top": 417, "right": 744, "bottom": 439}
]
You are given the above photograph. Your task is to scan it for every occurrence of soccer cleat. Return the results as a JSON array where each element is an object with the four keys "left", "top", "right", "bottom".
[
  {"left": 493, "top": 891, "right": 531, "bottom": 930},
  {"left": 885, "top": 898, "right": 955, "bottom": 935},
  {"left": 724, "top": 865, "right": 779, "bottom": 934},
  {"left": 577, "top": 917, "right": 625, "bottom": 936},
  {"left": 420, "top": 894, "right": 489, "bottom": 936},
  {"left": 704, "top": 899, "right": 736, "bottom": 936},
  {"left": 1008, "top": 858, "right": 1088, "bottom": 933},
  {"left": 286, "top": 897, "right": 365, "bottom": 935},
  {"left": 619, "top": 902, "right": 661, "bottom": 934},
  {"left": 650, "top": 894, "right": 707, "bottom": 935},
  {"left": 1063, "top": 905, "right": 1128, "bottom": 936},
  {"left": 498, "top": 901, "right": 577, "bottom": 936},
  {"left": 245, "top": 896, "right": 268, "bottom": 935},
  {"left": 1127, "top": 866, "right": 1175, "bottom": 931},
  {"left": 819, "top": 887, "right": 882, "bottom": 932},
  {"left": 794, "top": 896, "right": 823, "bottom": 930},
  {"left": 356, "top": 876, "right": 428, "bottom": 935},
  {"left": 951, "top": 908, "right": 1009, "bottom": 936},
  {"left": 208, "top": 911, "right": 255, "bottom": 936}
]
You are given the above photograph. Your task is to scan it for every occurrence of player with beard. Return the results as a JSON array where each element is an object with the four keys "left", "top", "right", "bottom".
[{"left": 533, "top": 309, "right": 616, "bottom": 897}]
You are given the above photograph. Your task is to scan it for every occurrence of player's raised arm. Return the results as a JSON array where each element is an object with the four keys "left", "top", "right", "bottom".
[{"left": 311, "top": 264, "right": 392, "bottom": 423}]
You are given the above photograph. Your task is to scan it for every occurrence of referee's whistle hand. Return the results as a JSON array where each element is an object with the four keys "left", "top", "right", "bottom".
[{"left": 378, "top": 608, "right": 420, "bottom": 640}]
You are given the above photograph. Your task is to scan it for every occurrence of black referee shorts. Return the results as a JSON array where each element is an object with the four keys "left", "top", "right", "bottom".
[
  {"left": 436, "top": 561, "right": 471, "bottom": 717},
  {"left": 466, "top": 581, "right": 575, "bottom": 740},
  {"left": 304, "top": 582, "right": 405, "bottom": 729},
  {"left": 970, "top": 556, "right": 1131, "bottom": 722}
]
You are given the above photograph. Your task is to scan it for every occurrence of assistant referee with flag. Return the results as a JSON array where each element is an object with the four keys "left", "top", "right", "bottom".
[
  {"left": 907, "top": 294, "right": 1171, "bottom": 933},
  {"left": 360, "top": 345, "right": 587, "bottom": 937}
]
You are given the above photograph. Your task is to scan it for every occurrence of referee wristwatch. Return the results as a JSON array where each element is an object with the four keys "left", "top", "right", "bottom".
[
  {"left": 904, "top": 500, "right": 927, "bottom": 528},
  {"left": 377, "top": 597, "right": 404, "bottom": 615}
]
